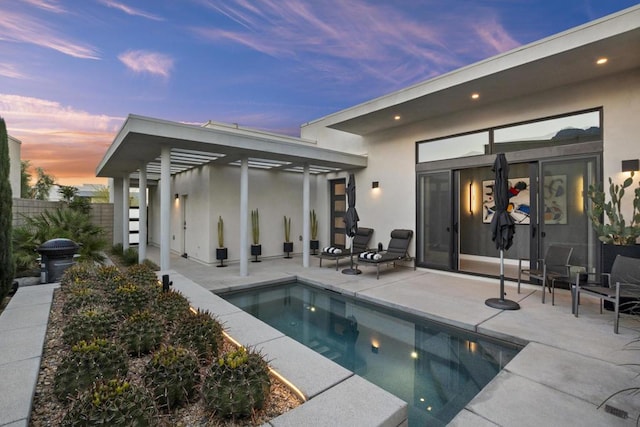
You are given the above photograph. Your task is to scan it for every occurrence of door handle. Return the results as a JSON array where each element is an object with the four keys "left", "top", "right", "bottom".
[{"left": 531, "top": 225, "right": 536, "bottom": 237}]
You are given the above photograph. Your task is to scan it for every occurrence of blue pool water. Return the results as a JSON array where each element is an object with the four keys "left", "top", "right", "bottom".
[{"left": 221, "top": 281, "right": 521, "bottom": 426}]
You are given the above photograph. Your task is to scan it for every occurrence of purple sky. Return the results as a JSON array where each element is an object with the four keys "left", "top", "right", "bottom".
[{"left": 1, "top": 0, "right": 638, "bottom": 185}]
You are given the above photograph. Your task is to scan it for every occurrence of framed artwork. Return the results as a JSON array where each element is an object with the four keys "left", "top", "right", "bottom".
[
  {"left": 482, "top": 177, "right": 531, "bottom": 224},
  {"left": 543, "top": 175, "right": 567, "bottom": 224}
]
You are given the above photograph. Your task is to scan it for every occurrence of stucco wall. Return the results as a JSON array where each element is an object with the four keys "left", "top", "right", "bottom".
[{"left": 8, "top": 135, "right": 21, "bottom": 197}]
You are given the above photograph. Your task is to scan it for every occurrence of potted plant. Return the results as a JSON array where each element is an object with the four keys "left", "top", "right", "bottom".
[
  {"left": 215, "top": 216, "right": 228, "bottom": 267},
  {"left": 283, "top": 215, "right": 293, "bottom": 258},
  {"left": 310, "top": 209, "right": 319, "bottom": 255},
  {"left": 251, "top": 209, "right": 261, "bottom": 262}
]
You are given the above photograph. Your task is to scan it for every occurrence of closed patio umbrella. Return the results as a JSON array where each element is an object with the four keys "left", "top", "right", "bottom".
[
  {"left": 485, "top": 153, "right": 520, "bottom": 310},
  {"left": 342, "top": 173, "right": 361, "bottom": 275}
]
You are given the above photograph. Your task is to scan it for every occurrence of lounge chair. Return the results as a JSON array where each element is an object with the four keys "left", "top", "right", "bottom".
[
  {"left": 517, "top": 244, "right": 573, "bottom": 304},
  {"left": 357, "top": 229, "right": 415, "bottom": 279},
  {"left": 574, "top": 254, "right": 640, "bottom": 333},
  {"left": 319, "top": 227, "right": 373, "bottom": 271}
]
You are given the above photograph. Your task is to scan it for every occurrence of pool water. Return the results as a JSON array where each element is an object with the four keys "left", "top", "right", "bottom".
[{"left": 222, "top": 281, "right": 521, "bottom": 426}]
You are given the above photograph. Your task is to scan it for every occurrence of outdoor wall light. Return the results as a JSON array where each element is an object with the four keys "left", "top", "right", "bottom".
[
  {"left": 371, "top": 344, "right": 379, "bottom": 354},
  {"left": 469, "top": 181, "right": 473, "bottom": 215},
  {"left": 174, "top": 193, "right": 179, "bottom": 200},
  {"left": 621, "top": 159, "right": 639, "bottom": 172},
  {"left": 372, "top": 181, "right": 379, "bottom": 189}
]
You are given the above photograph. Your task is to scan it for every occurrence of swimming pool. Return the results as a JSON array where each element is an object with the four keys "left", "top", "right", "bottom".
[{"left": 221, "top": 281, "right": 521, "bottom": 426}]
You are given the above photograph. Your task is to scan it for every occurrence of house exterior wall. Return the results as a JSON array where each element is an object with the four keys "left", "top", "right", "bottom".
[{"left": 8, "top": 135, "right": 21, "bottom": 197}]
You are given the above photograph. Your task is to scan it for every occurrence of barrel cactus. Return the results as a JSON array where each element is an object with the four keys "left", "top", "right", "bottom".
[
  {"left": 95, "top": 265, "right": 126, "bottom": 292},
  {"left": 61, "top": 378, "right": 157, "bottom": 426},
  {"left": 62, "top": 284, "right": 104, "bottom": 314},
  {"left": 143, "top": 346, "right": 200, "bottom": 411},
  {"left": 126, "top": 263, "right": 159, "bottom": 288},
  {"left": 155, "top": 289, "right": 191, "bottom": 326},
  {"left": 62, "top": 306, "right": 117, "bottom": 345},
  {"left": 109, "top": 283, "right": 151, "bottom": 315},
  {"left": 53, "top": 338, "right": 128, "bottom": 401},
  {"left": 202, "top": 347, "right": 271, "bottom": 418},
  {"left": 171, "top": 309, "right": 224, "bottom": 362},
  {"left": 60, "top": 263, "right": 96, "bottom": 287},
  {"left": 118, "top": 310, "right": 164, "bottom": 356}
]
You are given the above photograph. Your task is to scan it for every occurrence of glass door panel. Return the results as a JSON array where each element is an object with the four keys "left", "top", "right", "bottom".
[
  {"left": 417, "top": 171, "right": 454, "bottom": 270},
  {"left": 330, "top": 179, "right": 346, "bottom": 248}
]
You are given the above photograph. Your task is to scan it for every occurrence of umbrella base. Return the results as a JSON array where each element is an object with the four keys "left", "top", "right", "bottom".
[
  {"left": 485, "top": 298, "right": 520, "bottom": 310},
  {"left": 341, "top": 268, "right": 362, "bottom": 275}
]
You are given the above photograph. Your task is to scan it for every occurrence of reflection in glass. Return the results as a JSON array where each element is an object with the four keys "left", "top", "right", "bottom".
[{"left": 418, "top": 132, "right": 489, "bottom": 163}]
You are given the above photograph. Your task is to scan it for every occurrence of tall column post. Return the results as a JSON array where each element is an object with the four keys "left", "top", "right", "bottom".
[
  {"left": 122, "top": 175, "right": 130, "bottom": 250},
  {"left": 160, "top": 146, "right": 171, "bottom": 270},
  {"left": 303, "top": 163, "right": 310, "bottom": 268},
  {"left": 111, "top": 177, "right": 124, "bottom": 246},
  {"left": 138, "top": 165, "right": 147, "bottom": 263},
  {"left": 240, "top": 157, "right": 249, "bottom": 277}
]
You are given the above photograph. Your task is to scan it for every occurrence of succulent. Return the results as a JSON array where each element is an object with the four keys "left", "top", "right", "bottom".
[
  {"left": 118, "top": 310, "right": 164, "bottom": 356},
  {"left": 171, "top": 309, "right": 223, "bottom": 362},
  {"left": 62, "top": 306, "right": 117, "bottom": 345},
  {"left": 143, "top": 346, "right": 200, "bottom": 411},
  {"left": 61, "top": 378, "right": 157, "bottom": 426},
  {"left": 155, "top": 290, "right": 191, "bottom": 326},
  {"left": 60, "top": 263, "right": 96, "bottom": 287},
  {"left": 54, "top": 338, "right": 128, "bottom": 401},
  {"left": 126, "top": 263, "right": 159, "bottom": 289},
  {"left": 109, "top": 283, "right": 152, "bottom": 315},
  {"left": 202, "top": 347, "right": 271, "bottom": 418},
  {"left": 94, "top": 265, "right": 126, "bottom": 292},
  {"left": 62, "top": 285, "right": 105, "bottom": 314}
]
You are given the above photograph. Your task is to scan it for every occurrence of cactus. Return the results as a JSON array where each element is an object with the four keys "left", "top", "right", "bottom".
[
  {"left": 171, "top": 309, "right": 223, "bottom": 362},
  {"left": 62, "top": 284, "right": 105, "bottom": 315},
  {"left": 283, "top": 215, "right": 291, "bottom": 242},
  {"left": 118, "top": 310, "right": 164, "bottom": 356},
  {"left": 94, "top": 265, "right": 126, "bottom": 293},
  {"left": 217, "top": 215, "right": 224, "bottom": 248},
  {"left": 310, "top": 209, "right": 318, "bottom": 240},
  {"left": 126, "top": 263, "right": 159, "bottom": 289},
  {"left": 109, "top": 283, "right": 152, "bottom": 316},
  {"left": 61, "top": 378, "right": 157, "bottom": 426},
  {"left": 60, "top": 263, "right": 96, "bottom": 287},
  {"left": 54, "top": 338, "right": 128, "bottom": 401},
  {"left": 62, "top": 306, "right": 117, "bottom": 345},
  {"left": 251, "top": 209, "right": 260, "bottom": 245},
  {"left": 143, "top": 346, "right": 200, "bottom": 411},
  {"left": 155, "top": 289, "right": 191, "bottom": 327},
  {"left": 202, "top": 347, "right": 271, "bottom": 418}
]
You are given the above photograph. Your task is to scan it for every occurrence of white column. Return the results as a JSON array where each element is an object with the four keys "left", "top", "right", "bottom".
[
  {"left": 122, "top": 175, "right": 130, "bottom": 250},
  {"left": 138, "top": 165, "right": 147, "bottom": 263},
  {"left": 240, "top": 157, "right": 249, "bottom": 277},
  {"left": 160, "top": 146, "right": 171, "bottom": 270},
  {"left": 302, "top": 163, "right": 310, "bottom": 268},
  {"left": 112, "top": 177, "right": 124, "bottom": 246}
]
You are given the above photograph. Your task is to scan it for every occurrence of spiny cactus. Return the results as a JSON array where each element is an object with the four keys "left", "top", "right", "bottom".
[
  {"left": 126, "top": 263, "right": 159, "bottom": 288},
  {"left": 118, "top": 310, "right": 164, "bottom": 356},
  {"left": 94, "top": 265, "right": 126, "bottom": 292},
  {"left": 62, "top": 284, "right": 105, "bottom": 315},
  {"left": 202, "top": 347, "right": 271, "bottom": 418},
  {"left": 109, "top": 283, "right": 152, "bottom": 315},
  {"left": 143, "top": 346, "right": 200, "bottom": 411},
  {"left": 171, "top": 309, "right": 223, "bottom": 362},
  {"left": 155, "top": 290, "right": 191, "bottom": 326},
  {"left": 62, "top": 306, "right": 117, "bottom": 345},
  {"left": 61, "top": 378, "right": 157, "bottom": 426},
  {"left": 60, "top": 263, "right": 96, "bottom": 287},
  {"left": 54, "top": 338, "right": 128, "bottom": 401}
]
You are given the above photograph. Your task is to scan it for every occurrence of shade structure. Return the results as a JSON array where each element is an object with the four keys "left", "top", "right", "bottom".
[
  {"left": 485, "top": 153, "right": 520, "bottom": 310},
  {"left": 342, "top": 173, "right": 361, "bottom": 275}
]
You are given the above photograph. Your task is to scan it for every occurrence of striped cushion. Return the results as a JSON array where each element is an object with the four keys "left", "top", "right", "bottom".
[
  {"left": 359, "top": 251, "right": 382, "bottom": 260},
  {"left": 322, "top": 246, "right": 342, "bottom": 255}
]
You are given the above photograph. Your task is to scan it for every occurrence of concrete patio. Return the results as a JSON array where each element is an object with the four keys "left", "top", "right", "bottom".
[{"left": 1, "top": 248, "right": 639, "bottom": 426}]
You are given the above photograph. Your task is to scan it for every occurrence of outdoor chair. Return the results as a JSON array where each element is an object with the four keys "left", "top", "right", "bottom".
[
  {"left": 517, "top": 245, "right": 573, "bottom": 304},
  {"left": 574, "top": 254, "right": 640, "bottom": 334},
  {"left": 357, "top": 229, "right": 415, "bottom": 279},
  {"left": 319, "top": 227, "right": 373, "bottom": 271}
]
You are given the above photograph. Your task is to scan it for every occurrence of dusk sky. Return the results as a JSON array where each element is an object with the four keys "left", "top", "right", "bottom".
[{"left": 1, "top": 0, "right": 638, "bottom": 186}]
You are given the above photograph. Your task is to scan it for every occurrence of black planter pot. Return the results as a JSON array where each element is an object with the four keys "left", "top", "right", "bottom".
[
  {"left": 310, "top": 240, "right": 319, "bottom": 255},
  {"left": 251, "top": 244, "right": 262, "bottom": 262},
  {"left": 283, "top": 242, "right": 293, "bottom": 258},
  {"left": 602, "top": 244, "right": 640, "bottom": 312},
  {"left": 216, "top": 247, "right": 228, "bottom": 268}
]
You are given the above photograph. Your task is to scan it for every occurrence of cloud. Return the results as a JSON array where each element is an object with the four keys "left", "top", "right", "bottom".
[
  {"left": 118, "top": 50, "right": 174, "bottom": 78},
  {"left": 0, "top": 9, "right": 100, "bottom": 59},
  {"left": 98, "top": 0, "right": 165, "bottom": 21},
  {"left": 22, "top": 0, "right": 66, "bottom": 13},
  {"left": 0, "top": 63, "right": 27, "bottom": 79},
  {"left": 0, "top": 94, "right": 123, "bottom": 185}
]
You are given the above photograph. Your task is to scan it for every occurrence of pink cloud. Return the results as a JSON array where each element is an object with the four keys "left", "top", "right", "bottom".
[{"left": 118, "top": 50, "right": 174, "bottom": 78}]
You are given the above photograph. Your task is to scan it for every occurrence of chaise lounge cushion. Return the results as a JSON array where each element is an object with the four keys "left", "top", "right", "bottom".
[{"left": 323, "top": 246, "right": 342, "bottom": 254}]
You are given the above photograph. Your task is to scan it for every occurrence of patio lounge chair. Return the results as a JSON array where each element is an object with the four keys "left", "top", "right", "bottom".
[
  {"left": 574, "top": 254, "right": 640, "bottom": 333},
  {"left": 517, "top": 244, "right": 573, "bottom": 304},
  {"left": 319, "top": 227, "right": 373, "bottom": 271},
  {"left": 357, "top": 229, "right": 414, "bottom": 279}
]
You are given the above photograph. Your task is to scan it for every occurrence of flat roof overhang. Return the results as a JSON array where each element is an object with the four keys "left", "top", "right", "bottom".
[
  {"left": 315, "top": 5, "right": 640, "bottom": 136},
  {"left": 96, "top": 115, "right": 368, "bottom": 180}
]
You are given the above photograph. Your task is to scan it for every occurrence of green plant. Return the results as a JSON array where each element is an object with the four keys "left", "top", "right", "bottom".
[
  {"left": 119, "top": 310, "right": 164, "bottom": 356},
  {"left": 60, "top": 263, "right": 97, "bottom": 287},
  {"left": 61, "top": 378, "right": 157, "bottom": 426},
  {"left": 62, "top": 284, "right": 105, "bottom": 315},
  {"left": 94, "top": 265, "right": 126, "bottom": 292},
  {"left": 155, "top": 290, "right": 191, "bottom": 326},
  {"left": 217, "top": 215, "right": 224, "bottom": 248},
  {"left": 126, "top": 263, "right": 159, "bottom": 288},
  {"left": 171, "top": 309, "right": 223, "bottom": 362},
  {"left": 143, "top": 346, "right": 200, "bottom": 411},
  {"left": 54, "top": 338, "right": 128, "bottom": 401},
  {"left": 62, "top": 306, "right": 117, "bottom": 345},
  {"left": 251, "top": 209, "right": 260, "bottom": 245},
  {"left": 111, "top": 243, "right": 124, "bottom": 256},
  {"left": 586, "top": 171, "right": 640, "bottom": 245},
  {"left": 310, "top": 209, "right": 318, "bottom": 240},
  {"left": 109, "top": 283, "right": 152, "bottom": 315},
  {"left": 202, "top": 347, "right": 271, "bottom": 418},
  {"left": 0, "top": 117, "right": 13, "bottom": 301},
  {"left": 121, "top": 247, "right": 139, "bottom": 266},
  {"left": 283, "top": 215, "right": 291, "bottom": 243}
]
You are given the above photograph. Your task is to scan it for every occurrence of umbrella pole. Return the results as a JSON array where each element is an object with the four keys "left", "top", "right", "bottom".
[
  {"left": 485, "top": 249, "right": 520, "bottom": 310},
  {"left": 342, "top": 236, "right": 361, "bottom": 275}
]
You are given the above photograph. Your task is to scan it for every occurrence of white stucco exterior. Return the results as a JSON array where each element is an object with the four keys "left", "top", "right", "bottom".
[{"left": 8, "top": 135, "right": 21, "bottom": 197}]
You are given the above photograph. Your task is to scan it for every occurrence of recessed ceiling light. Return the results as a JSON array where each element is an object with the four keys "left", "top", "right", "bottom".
[
  {"left": 596, "top": 57, "right": 608, "bottom": 65},
  {"left": 394, "top": 115, "right": 401, "bottom": 121},
  {"left": 471, "top": 93, "right": 480, "bottom": 100}
]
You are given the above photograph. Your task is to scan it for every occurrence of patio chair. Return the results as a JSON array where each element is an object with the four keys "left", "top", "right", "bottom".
[
  {"left": 574, "top": 254, "right": 640, "bottom": 333},
  {"left": 517, "top": 245, "right": 573, "bottom": 304},
  {"left": 319, "top": 227, "right": 373, "bottom": 271},
  {"left": 357, "top": 229, "right": 415, "bottom": 279}
]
